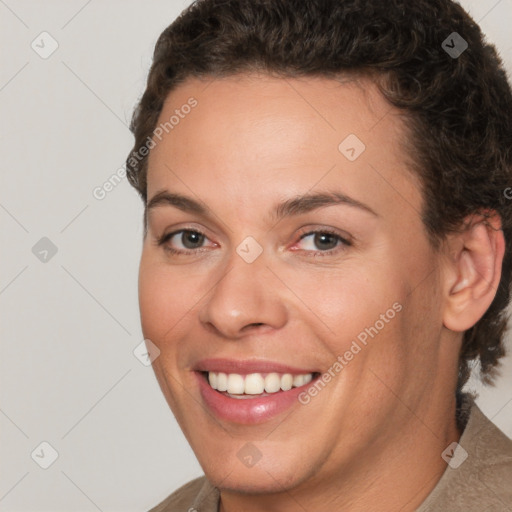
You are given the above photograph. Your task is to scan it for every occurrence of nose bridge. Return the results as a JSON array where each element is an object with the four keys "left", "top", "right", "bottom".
[{"left": 198, "top": 245, "right": 287, "bottom": 338}]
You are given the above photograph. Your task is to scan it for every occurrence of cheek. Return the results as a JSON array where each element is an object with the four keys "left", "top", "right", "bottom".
[
  {"left": 138, "top": 257, "right": 187, "bottom": 343},
  {"left": 286, "top": 264, "right": 402, "bottom": 344}
]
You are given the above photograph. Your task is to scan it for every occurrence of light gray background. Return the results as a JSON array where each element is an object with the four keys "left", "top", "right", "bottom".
[{"left": 1, "top": 1, "right": 511, "bottom": 511}]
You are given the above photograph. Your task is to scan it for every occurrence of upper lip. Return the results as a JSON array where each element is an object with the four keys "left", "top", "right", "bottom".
[{"left": 194, "top": 358, "right": 318, "bottom": 375}]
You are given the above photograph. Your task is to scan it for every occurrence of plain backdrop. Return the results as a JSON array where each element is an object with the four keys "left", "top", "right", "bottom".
[{"left": 1, "top": 1, "right": 511, "bottom": 510}]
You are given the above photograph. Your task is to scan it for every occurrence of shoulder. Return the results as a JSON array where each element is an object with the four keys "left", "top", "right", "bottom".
[
  {"left": 147, "top": 475, "right": 216, "bottom": 512},
  {"left": 418, "top": 397, "right": 512, "bottom": 511},
  {"left": 468, "top": 403, "right": 512, "bottom": 500}
]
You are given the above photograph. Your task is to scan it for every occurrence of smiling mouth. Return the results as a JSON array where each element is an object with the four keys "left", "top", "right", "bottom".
[{"left": 199, "top": 370, "right": 322, "bottom": 398}]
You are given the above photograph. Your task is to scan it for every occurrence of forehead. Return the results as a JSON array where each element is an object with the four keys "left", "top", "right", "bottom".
[{"left": 146, "top": 73, "right": 423, "bottom": 225}]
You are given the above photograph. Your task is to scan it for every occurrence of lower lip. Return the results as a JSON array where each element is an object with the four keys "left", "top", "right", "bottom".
[{"left": 195, "top": 371, "right": 319, "bottom": 425}]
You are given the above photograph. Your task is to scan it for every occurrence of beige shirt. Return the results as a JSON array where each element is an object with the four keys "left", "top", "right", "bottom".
[{"left": 148, "top": 395, "right": 512, "bottom": 511}]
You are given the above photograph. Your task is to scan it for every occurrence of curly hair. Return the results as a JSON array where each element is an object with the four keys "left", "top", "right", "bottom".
[{"left": 126, "top": 0, "right": 512, "bottom": 395}]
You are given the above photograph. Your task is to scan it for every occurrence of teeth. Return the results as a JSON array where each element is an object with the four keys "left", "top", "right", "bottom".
[
  {"left": 281, "top": 373, "right": 293, "bottom": 391},
  {"left": 206, "top": 371, "right": 315, "bottom": 395},
  {"left": 216, "top": 372, "right": 228, "bottom": 391},
  {"left": 293, "top": 374, "right": 305, "bottom": 387},
  {"left": 208, "top": 372, "right": 217, "bottom": 389},
  {"left": 264, "top": 373, "right": 281, "bottom": 393},
  {"left": 227, "top": 373, "right": 245, "bottom": 394},
  {"left": 245, "top": 373, "right": 265, "bottom": 394}
]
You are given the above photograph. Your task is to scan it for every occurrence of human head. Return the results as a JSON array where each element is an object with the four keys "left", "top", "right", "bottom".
[{"left": 126, "top": 0, "right": 512, "bottom": 395}]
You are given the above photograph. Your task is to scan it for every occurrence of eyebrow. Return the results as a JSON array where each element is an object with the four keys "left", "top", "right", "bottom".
[{"left": 146, "top": 189, "right": 378, "bottom": 223}]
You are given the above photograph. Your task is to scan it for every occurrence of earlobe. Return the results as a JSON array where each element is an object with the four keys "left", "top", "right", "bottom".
[{"left": 443, "top": 212, "right": 505, "bottom": 332}]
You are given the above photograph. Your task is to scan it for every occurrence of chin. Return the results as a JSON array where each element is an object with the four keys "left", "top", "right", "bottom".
[
  {"left": 203, "top": 458, "right": 308, "bottom": 495},
  {"left": 210, "top": 475, "right": 295, "bottom": 495}
]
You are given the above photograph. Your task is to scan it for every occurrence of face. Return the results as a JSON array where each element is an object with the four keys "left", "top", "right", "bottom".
[{"left": 139, "top": 73, "right": 455, "bottom": 494}]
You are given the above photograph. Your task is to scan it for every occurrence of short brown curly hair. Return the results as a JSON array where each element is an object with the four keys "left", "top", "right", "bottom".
[{"left": 126, "top": 0, "right": 512, "bottom": 395}]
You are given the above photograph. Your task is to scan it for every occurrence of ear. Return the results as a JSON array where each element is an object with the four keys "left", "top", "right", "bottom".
[{"left": 442, "top": 210, "right": 505, "bottom": 332}]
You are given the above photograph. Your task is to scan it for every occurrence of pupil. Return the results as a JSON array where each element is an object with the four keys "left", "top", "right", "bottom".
[
  {"left": 315, "top": 233, "right": 337, "bottom": 250},
  {"left": 183, "top": 231, "right": 204, "bottom": 249}
]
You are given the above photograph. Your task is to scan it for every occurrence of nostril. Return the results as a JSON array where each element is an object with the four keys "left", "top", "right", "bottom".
[
  {"left": 247, "top": 323, "right": 264, "bottom": 328},
  {"left": 241, "top": 323, "right": 265, "bottom": 333}
]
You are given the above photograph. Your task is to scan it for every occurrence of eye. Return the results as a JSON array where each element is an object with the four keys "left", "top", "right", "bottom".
[
  {"left": 294, "top": 229, "right": 351, "bottom": 256},
  {"left": 156, "top": 227, "right": 352, "bottom": 258},
  {"left": 156, "top": 229, "right": 215, "bottom": 255}
]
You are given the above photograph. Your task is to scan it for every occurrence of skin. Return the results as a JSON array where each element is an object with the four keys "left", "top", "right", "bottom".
[{"left": 138, "top": 73, "right": 504, "bottom": 511}]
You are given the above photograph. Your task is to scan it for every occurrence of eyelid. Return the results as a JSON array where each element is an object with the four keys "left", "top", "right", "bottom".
[
  {"left": 290, "top": 227, "right": 352, "bottom": 257},
  {"left": 295, "top": 225, "right": 353, "bottom": 244},
  {"left": 155, "top": 226, "right": 216, "bottom": 251}
]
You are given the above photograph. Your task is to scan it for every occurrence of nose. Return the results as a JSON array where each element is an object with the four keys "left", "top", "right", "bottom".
[{"left": 198, "top": 251, "right": 288, "bottom": 339}]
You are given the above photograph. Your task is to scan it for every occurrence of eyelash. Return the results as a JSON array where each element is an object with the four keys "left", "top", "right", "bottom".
[{"left": 156, "top": 227, "right": 352, "bottom": 258}]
